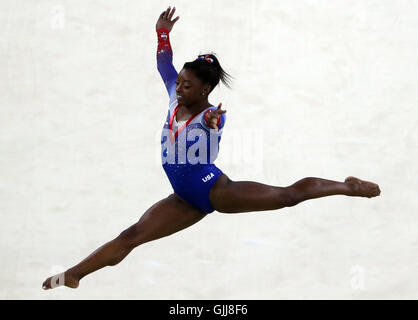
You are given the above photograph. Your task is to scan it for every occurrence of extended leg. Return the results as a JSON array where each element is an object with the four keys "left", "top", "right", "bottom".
[
  {"left": 42, "top": 193, "right": 205, "bottom": 289},
  {"left": 210, "top": 174, "right": 380, "bottom": 213}
]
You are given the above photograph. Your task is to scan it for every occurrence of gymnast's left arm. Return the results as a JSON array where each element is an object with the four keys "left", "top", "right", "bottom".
[{"left": 202, "top": 103, "right": 227, "bottom": 131}]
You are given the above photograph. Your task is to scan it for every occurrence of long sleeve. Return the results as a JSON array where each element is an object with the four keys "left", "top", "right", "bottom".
[{"left": 156, "top": 28, "right": 178, "bottom": 103}]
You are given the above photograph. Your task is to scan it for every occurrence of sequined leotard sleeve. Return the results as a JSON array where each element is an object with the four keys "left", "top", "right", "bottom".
[{"left": 156, "top": 28, "right": 178, "bottom": 109}]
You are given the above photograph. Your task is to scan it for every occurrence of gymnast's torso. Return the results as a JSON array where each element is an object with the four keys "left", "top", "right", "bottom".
[{"left": 157, "top": 29, "right": 226, "bottom": 214}]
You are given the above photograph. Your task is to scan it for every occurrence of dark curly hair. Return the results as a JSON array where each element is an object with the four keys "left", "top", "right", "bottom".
[{"left": 183, "top": 53, "right": 233, "bottom": 93}]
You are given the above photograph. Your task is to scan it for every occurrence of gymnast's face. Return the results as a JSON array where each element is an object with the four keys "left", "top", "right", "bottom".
[{"left": 176, "top": 69, "right": 211, "bottom": 107}]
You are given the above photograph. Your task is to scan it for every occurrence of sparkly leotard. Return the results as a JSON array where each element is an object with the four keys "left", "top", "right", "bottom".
[{"left": 157, "top": 28, "right": 226, "bottom": 214}]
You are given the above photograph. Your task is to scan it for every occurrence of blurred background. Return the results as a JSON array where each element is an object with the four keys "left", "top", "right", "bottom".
[{"left": 0, "top": 0, "right": 417, "bottom": 299}]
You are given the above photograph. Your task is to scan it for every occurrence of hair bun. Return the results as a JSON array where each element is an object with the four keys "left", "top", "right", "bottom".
[
  {"left": 184, "top": 53, "right": 233, "bottom": 92},
  {"left": 196, "top": 55, "right": 215, "bottom": 64}
]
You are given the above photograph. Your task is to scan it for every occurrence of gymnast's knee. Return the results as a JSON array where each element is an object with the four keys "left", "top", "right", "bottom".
[
  {"left": 117, "top": 223, "right": 145, "bottom": 249},
  {"left": 280, "top": 186, "right": 304, "bottom": 207}
]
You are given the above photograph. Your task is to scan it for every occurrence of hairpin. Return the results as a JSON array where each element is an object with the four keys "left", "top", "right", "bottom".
[{"left": 197, "top": 55, "right": 214, "bottom": 63}]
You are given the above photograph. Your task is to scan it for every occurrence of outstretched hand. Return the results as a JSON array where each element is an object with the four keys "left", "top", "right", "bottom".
[
  {"left": 156, "top": 7, "right": 180, "bottom": 32},
  {"left": 205, "top": 103, "right": 227, "bottom": 131}
]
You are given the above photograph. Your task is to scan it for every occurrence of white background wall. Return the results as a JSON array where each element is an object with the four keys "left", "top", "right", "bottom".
[{"left": 0, "top": 0, "right": 417, "bottom": 299}]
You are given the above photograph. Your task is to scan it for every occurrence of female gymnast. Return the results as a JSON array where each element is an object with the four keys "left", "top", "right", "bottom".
[{"left": 42, "top": 7, "right": 381, "bottom": 290}]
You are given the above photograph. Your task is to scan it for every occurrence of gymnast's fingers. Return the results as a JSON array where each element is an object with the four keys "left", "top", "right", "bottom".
[
  {"left": 163, "top": 7, "right": 170, "bottom": 20},
  {"left": 217, "top": 103, "right": 226, "bottom": 114},
  {"left": 168, "top": 6, "right": 176, "bottom": 20},
  {"left": 172, "top": 15, "right": 180, "bottom": 24}
]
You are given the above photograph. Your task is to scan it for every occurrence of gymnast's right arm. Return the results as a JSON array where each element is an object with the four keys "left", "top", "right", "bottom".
[{"left": 156, "top": 7, "right": 180, "bottom": 99}]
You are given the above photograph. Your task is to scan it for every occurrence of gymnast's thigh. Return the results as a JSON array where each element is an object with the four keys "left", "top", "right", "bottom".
[{"left": 123, "top": 193, "right": 207, "bottom": 246}]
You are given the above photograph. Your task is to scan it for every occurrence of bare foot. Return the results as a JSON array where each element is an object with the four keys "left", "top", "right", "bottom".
[
  {"left": 42, "top": 270, "right": 79, "bottom": 290},
  {"left": 345, "top": 176, "right": 381, "bottom": 198}
]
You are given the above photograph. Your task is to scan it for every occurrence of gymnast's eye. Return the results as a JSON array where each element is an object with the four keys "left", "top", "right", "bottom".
[
  {"left": 176, "top": 80, "right": 191, "bottom": 89},
  {"left": 176, "top": 82, "right": 191, "bottom": 89}
]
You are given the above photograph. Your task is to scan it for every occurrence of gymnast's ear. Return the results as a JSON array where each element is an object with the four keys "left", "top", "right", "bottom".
[{"left": 201, "top": 82, "right": 212, "bottom": 95}]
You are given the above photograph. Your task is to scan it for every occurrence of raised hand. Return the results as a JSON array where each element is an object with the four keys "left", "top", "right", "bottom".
[
  {"left": 205, "top": 103, "right": 227, "bottom": 131},
  {"left": 156, "top": 6, "right": 180, "bottom": 32}
]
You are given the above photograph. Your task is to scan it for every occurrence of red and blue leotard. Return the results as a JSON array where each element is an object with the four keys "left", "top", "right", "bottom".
[{"left": 156, "top": 28, "right": 226, "bottom": 214}]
